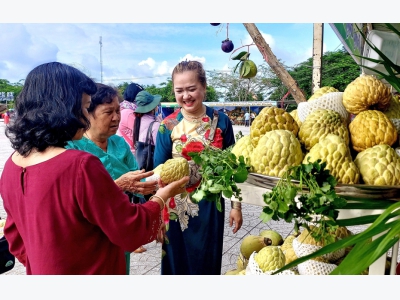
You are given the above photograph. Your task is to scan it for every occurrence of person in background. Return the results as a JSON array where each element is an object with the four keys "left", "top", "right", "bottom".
[
  {"left": 154, "top": 60, "right": 243, "bottom": 275},
  {"left": 117, "top": 82, "right": 144, "bottom": 155},
  {"left": 244, "top": 110, "right": 250, "bottom": 127},
  {"left": 250, "top": 111, "right": 256, "bottom": 125},
  {"left": 133, "top": 90, "right": 162, "bottom": 174},
  {"left": 130, "top": 90, "right": 162, "bottom": 253},
  {"left": 0, "top": 62, "right": 188, "bottom": 275}
]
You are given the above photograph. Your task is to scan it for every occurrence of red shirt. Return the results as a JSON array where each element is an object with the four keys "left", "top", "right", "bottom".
[{"left": 0, "top": 150, "right": 161, "bottom": 275}]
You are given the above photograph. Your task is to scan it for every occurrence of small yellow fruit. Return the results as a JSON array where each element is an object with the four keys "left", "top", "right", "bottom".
[
  {"left": 254, "top": 246, "right": 286, "bottom": 272},
  {"left": 343, "top": 74, "right": 391, "bottom": 115},
  {"left": 349, "top": 110, "right": 397, "bottom": 152},
  {"left": 160, "top": 157, "right": 189, "bottom": 185}
]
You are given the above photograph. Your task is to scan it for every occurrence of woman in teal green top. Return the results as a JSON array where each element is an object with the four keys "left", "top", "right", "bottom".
[{"left": 66, "top": 83, "right": 159, "bottom": 274}]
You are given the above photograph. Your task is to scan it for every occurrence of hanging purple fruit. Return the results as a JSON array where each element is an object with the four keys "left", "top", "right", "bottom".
[
  {"left": 221, "top": 39, "right": 234, "bottom": 53},
  {"left": 210, "top": 23, "right": 221, "bottom": 26},
  {"left": 221, "top": 23, "right": 234, "bottom": 53}
]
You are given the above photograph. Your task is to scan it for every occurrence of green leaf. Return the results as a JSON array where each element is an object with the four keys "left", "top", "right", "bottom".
[
  {"left": 233, "top": 61, "right": 242, "bottom": 74},
  {"left": 260, "top": 211, "right": 274, "bottom": 223},
  {"left": 222, "top": 189, "right": 233, "bottom": 199},
  {"left": 208, "top": 184, "right": 224, "bottom": 194},
  {"left": 233, "top": 168, "right": 248, "bottom": 183},
  {"left": 191, "top": 190, "right": 206, "bottom": 202},
  {"left": 231, "top": 51, "right": 248, "bottom": 60}
]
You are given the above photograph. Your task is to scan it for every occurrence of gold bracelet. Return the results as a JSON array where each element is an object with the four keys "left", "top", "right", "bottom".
[
  {"left": 150, "top": 195, "right": 166, "bottom": 211},
  {"left": 231, "top": 201, "right": 242, "bottom": 211}
]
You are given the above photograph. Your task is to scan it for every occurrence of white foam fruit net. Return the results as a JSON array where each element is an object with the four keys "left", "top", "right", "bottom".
[
  {"left": 291, "top": 236, "right": 345, "bottom": 275},
  {"left": 297, "top": 259, "right": 337, "bottom": 275},
  {"left": 292, "top": 236, "right": 345, "bottom": 262},
  {"left": 390, "top": 118, "right": 400, "bottom": 134},
  {"left": 246, "top": 252, "right": 297, "bottom": 275},
  {"left": 297, "top": 92, "right": 349, "bottom": 123}
]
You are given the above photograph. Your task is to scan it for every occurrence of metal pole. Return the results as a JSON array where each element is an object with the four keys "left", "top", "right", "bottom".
[
  {"left": 99, "top": 36, "right": 103, "bottom": 83},
  {"left": 312, "top": 23, "right": 324, "bottom": 93}
]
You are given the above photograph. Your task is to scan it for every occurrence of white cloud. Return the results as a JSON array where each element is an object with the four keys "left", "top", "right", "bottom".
[
  {"left": 242, "top": 31, "right": 275, "bottom": 48},
  {"left": 222, "top": 64, "right": 230, "bottom": 71},
  {"left": 155, "top": 61, "right": 170, "bottom": 76},
  {"left": 139, "top": 57, "right": 156, "bottom": 69},
  {"left": 179, "top": 54, "right": 206, "bottom": 64}
]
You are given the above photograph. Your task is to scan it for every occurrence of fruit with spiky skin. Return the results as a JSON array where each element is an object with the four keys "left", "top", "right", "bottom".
[
  {"left": 308, "top": 86, "right": 340, "bottom": 101},
  {"left": 254, "top": 246, "right": 286, "bottom": 272},
  {"left": 349, "top": 110, "right": 397, "bottom": 152},
  {"left": 249, "top": 130, "right": 303, "bottom": 178},
  {"left": 354, "top": 144, "right": 400, "bottom": 185},
  {"left": 160, "top": 157, "right": 190, "bottom": 185},
  {"left": 298, "top": 108, "right": 349, "bottom": 151},
  {"left": 280, "top": 235, "right": 296, "bottom": 253},
  {"left": 231, "top": 135, "right": 254, "bottom": 165},
  {"left": 289, "top": 109, "right": 302, "bottom": 127},
  {"left": 303, "top": 134, "right": 360, "bottom": 184},
  {"left": 221, "top": 39, "right": 234, "bottom": 53},
  {"left": 343, "top": 74, "right": 391, "bottom": 115},
  {"left": 250, "top": 106, "right": 299, "bottom": 147},
  {"left": 283, "top": 247, "right": 298, "bottom": 265}
]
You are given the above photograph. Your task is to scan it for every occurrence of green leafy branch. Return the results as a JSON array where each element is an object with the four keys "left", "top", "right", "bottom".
[
  {"left": 260, "top": 159, "right": 347, "bottom": 244},
  {"left": 188, "top": 146, "right": 250, "bottom": 212}
]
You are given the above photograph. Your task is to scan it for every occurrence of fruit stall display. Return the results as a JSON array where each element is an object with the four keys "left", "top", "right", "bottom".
[{"left": 229, "top": 73, "right": 400, "bottom": 275}]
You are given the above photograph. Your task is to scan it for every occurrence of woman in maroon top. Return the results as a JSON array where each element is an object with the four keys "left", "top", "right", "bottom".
[{"left": 0, "top": 62, "right": 188, "bottom": 275}]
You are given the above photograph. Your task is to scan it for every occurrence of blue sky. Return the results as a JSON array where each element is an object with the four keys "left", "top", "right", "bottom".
[
  {"left": 0, "top": 23, "right": 344, "bottom": 86},
  {"left": 0, "top": 1, "right": 388, "bottom": 87}
]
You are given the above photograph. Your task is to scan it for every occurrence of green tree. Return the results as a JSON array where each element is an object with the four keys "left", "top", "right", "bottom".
[
  {"left": 207, "top": 63, "right": 275, "bottom": 102},
  {"left": 268, "top": 47, "right": 361, "bottom": 100},
  {"left": 0, "top": 79, "right": 24, "bottom": 109},
  {"left": 118, "top": 78, "right": 219, "bottom": 103}
]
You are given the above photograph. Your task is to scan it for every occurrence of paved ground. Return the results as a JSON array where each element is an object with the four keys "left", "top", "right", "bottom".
[{"left": 1, "top": 121, "right": 399, "bottom": 275}]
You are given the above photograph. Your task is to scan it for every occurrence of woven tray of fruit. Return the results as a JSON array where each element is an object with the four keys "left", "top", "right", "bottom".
[{"left": 246, "top": 172, "right": 400, "bottom": 201}]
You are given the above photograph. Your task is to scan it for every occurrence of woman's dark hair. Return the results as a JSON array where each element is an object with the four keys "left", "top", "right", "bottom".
[
  {"left": 88, "top": 83, "right": 119, "bottom": 113},
  {"left": 5, "top": 62, "right": 97, "bottom": 156},
  {"left": 123, "top": 83, "right": 144, "bottom": 103},
  {"left": 171, "top": 60, "right": 207, "bottom": 91}
]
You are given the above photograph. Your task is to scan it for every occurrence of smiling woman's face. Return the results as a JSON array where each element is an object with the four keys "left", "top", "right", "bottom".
[
  {"left": 87, "top": 96, "right": 121, "bottom": 141},
  {"left": 173, "top": 70, "right": 206, "bottom": 115}
]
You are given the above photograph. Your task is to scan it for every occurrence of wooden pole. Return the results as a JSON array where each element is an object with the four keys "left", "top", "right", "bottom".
[
  {"left": 243, "top": 23, "right": 307, "bottom": 103},
  {"left": 312, "top": 23, "right": 324, "bottom": 93}
]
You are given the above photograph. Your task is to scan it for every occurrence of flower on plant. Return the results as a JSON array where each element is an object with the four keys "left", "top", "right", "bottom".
[{"left": 181, "top": 141, "right": 205, "bottom": 160}]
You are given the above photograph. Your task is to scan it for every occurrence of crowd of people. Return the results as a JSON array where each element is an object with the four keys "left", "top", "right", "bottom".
[{"left": 0, "top": 59, "right": 243, "bottom": 275}]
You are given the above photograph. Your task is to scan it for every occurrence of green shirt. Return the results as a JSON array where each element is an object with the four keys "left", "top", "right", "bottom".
[{"left": 66, "top": 135, "right": 138, "bottom": 180}]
